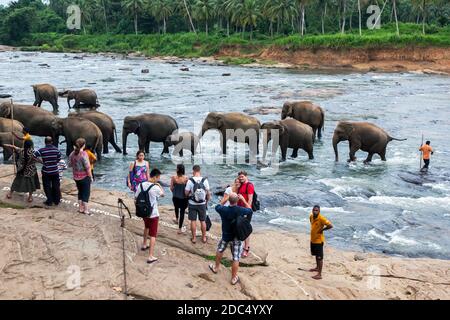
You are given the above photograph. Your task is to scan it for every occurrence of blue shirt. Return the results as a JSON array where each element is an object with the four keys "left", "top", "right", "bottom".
[
  {"left": 215, "top": 205, "right": 253, "bottom": 242},
  {"left": 34, "top": 144, "right": 62, "bottom": 175}
]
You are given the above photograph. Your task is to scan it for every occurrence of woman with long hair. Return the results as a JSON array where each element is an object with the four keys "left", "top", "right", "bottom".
[
  {"left": 68, "top": 138, "right": 93, "bottom": 215},
  {"left": 5, "top": 140, "right": 40, "bottom": 203},
  {"left": 220, "top": 178, "right": 241, "bottom": 207},
  {"left": 170, "top": 164, "right": 189, "bottom": 234},
  {"left": 127, "top": 150, "right": 150, "bottom": 192}
]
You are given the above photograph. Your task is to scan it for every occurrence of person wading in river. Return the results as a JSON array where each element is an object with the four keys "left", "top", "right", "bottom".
[
  {"left": 308, "top": 205, "right": 333, "bottom": 280},
  {"left": 419, "top": 141, "right": 434, "bottom": 172}
]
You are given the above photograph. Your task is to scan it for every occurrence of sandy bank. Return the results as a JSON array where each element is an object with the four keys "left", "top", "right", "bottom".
[{"left": 0, "top": 164, "right": 449, "bottom": 300}]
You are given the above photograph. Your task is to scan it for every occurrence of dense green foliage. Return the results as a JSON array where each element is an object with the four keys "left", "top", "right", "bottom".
[{"left": 1, "top": 0, "right": 449, "bottom": 53}]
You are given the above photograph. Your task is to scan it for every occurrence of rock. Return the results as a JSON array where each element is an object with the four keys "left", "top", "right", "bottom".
[
  {"left": 38, "top": 63, "right": 50, "bottom": 67},
  {"left": 354, "top": 253, "right": 367, "bottom": 261},
  {"left": 73, "top": 56, "right": 84, "bottom": 60},
  {"left": 141, "top": 69, "right": 149, "bottom": 74},
  {"left": 118, "top": 67, "right": 132, "bottom": 71},
  {"left": 180, "top": 67, "right": 190, "bottom": 72},
  {"left": 222, "top": 73, "right": 231, "bottom": 76},
  {"left": 166, "top": 61, "right": 180, "bottom": 65},
  {"left": 0, "top": 94, "right": 12, "bottom": 99}
]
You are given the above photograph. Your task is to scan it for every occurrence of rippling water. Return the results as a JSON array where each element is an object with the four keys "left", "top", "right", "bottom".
[{"left": 1, "top": 51, "right": 449, "bottom": 259}]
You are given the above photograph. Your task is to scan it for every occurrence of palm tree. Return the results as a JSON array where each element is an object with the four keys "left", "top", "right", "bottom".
[
  {"left": 264, "top": 0, "right": 298, "bottom": 35},
  {"left": 149, "top": 0, "right": 174, "bottom": 34},
  {"left": 392, "top": 0, "right": 400, "bottom": 36},
  {"left": 412, "top": 0, "right": 432, "bottom": 34},
  {"left": 180, "top": 0, "right": 197, "bottom": 33},
  {"left": 318, "top": 0, "right": 329, "bottom": 34},
  {"left": 297, "top": 0, "right": 309, "bottom": 36},
  {"left": 240, "top": 0, "right": 260, "bottom": 39},
  {"left": 193, "top": 0, "right": 214, "bottom": 35},
  {"left": 123, "top": 0, "right": 146, "bottom": 35}
]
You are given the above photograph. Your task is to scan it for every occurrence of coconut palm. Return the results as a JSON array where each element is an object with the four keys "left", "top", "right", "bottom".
[
  {"left": 123, "top": 0, "right": 146, "bottom": 35},
  {"left": 193, "top": 0, "right": 214, "bottom": 35},
  {"left": 264, "top": 0, "right": 298, "bottom": 35},
  {"left": 149, "top": 0, "right": 175, "bottom": 34}
]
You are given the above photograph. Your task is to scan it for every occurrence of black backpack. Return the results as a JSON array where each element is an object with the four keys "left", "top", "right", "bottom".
[
  {"left": 244, "top": 183, "right": 261, "bottom": 212},
  {"left": 135, "top": 183, "right": 155, "bottom": 218},
  {"left": 232, "top": 212, "right": 253, "bottom": 241}
]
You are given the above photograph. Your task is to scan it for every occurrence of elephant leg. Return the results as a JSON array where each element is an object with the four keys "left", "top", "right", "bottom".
[
  {"left": 221, "top": 137, "right": 227, "bottom": 155},
  {"left": 313, "top": 128, "right": 317, "bottom": 140},
  {"left": 364, "top": 153, "right": 374, "bottom": 164},
  {"left": 138, "top": 136, "right": 146, "bottom": 152},
  {"left": 380, "top": 148, "right": 387, "bottom": 161},
  {"left": 281, "top": 146, "right": 287, "bottom": 162},
  {"left": 50, "top": 100, "right": 58, "bottom": 112},
  {"left": 162, "top": 141, "right": 170, "bottom": 155},
  {"left": 103, "top": 138, "right": 109, "bottom": 154},
  {"left": 179, "top": 149, "right": 184, "bottom": 157},
  {"left": 291, "top": 148, "right": 299, "bottom": 158},
  {"left": 110, "top": 138, "right": 122, "bottom": 153},
  {"left": 318, "top": 127, "right": 322, "bottom": 140},
  {"left": 38, "top": 101, "right": 42, "bottom": 108},
  {"left": 308, "top": 150, "right": 314, "bottom": 160},
  {"left": 96, "top": 145, "right": 102, "bottom": 161},
  {"left": 348, "top": 142, "right": 360, "bottom": 162}
]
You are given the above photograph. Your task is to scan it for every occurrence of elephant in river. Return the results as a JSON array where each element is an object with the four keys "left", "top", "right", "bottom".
[
  {"left": 69, "top": 110, "right": 121, "bottom": 154},
  {"left": 200, "top": 112, "right": 261, "bottom": 155},
  {"left": 0, "top": 102, "right": 58, "bottom": 143},
  {"left": 333, "top": 121, "right": 407, "bottom": 163},
  {"left": 281, "top": 101, "right": 325, "bottom": 140},
  {"left": 122, "top": 113, "right": 178, "bottom": 155},
  {"left": 0, "top": 117, "right": 23, "bottom": 133},
  {"left": 61, "top": 89, "right": 99, "bottom": 109},
  {"left": 32, "top": 84, "right": 59, "bottom": 112},
  {"left": 165, "top": 131, "right": 200, "bottom": 156},
  {"left": 51, "top": 117, "right": 103, "bottom": 160},
  {"left": 0, "top": 132, "right": 22, "bottom": 162},
  {"left": 261, "top": 118, "right": 315, "bottom": 161}
]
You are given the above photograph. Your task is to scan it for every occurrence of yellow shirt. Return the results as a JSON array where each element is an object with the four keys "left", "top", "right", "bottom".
[
  {"left": 23, "top": 133, "right": 32, "bottom": 141},
  {"left": 310, "top": 213, "right": 331, "bottom": 244},
  {"left": 419, "top": 144, "right": 433, "bottom": 160},
  {"left": 86, "top": 150, "right": 97, "bottom": 170}
]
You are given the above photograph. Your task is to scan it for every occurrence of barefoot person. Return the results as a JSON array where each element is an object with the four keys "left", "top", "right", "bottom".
[
  {"left": 4, "top": 140, "right": 40, "bottom": 203},
  {"left": 127, "top": 150, "right": 150, "bottom": 192},
  {"left": 309, "top": 205, "right": 333, "bottom": 280},
  {"left": 419, "top": 140, "right": 434, "bottom": 171},
  {"left": 209, "top": 193, "right": 253, "bottom": 285},
  {"left": 68, "top": 138, "right": 93, "bottom": 215},
  {"left": 170, "top": 164, "right": 189, "bottom": 233},
  {"left": 185, "top": 165, "right": 210, "bottom": 244},
  {"left": 135, "top": 168, "right": 164, "bottom": 264}
]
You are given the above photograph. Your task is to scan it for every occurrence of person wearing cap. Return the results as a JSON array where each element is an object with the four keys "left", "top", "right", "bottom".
[{"left": 309, "top": 205, "right": 333, "bottom": 280}]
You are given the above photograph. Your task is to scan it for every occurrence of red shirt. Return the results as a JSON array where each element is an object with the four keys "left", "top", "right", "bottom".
[{"left": 238, "top": 182, "right": 254, "bottom": 208}]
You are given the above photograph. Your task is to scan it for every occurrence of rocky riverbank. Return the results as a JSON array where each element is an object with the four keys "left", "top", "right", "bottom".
[{"left": 1, "top": 164, "right": 449, "bottom": 300}]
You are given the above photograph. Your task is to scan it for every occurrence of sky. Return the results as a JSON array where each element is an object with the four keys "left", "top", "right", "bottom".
[{"left": 0, "top": 0, "right": 13, "bottom": 6}]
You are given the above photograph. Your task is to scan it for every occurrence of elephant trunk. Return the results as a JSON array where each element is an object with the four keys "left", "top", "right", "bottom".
[
  {"left": 199, "top": 124, "right": 208, "bottom": 139},
  {"left": 333, "top": 134, "right": 339, "bottom": 162},
  {"left": 122, "top": 131, "right": 128, "bottom": 155},
  {"left": 67, "top": 97, "right": 71, "bottom": 109}
]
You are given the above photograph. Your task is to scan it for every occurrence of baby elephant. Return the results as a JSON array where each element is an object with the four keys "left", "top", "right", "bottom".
[
  {"left": 165, "top": 131, "right": 199, "bottom": 156},
  {"left": 62, "top": 89, "right": 99, "bottom": 109}
]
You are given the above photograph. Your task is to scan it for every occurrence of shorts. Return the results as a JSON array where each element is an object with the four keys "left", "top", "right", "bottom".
[
  {"left": 143, "top": 217, "right": 159, "bottom": 237},
  {"left": 311, "top": 242, "right": 324, "bottom": 259},
  {"left": 217, "top": 239, "right": 243, "bottom": 262},
  {"left": 188, "top": 204, "right": 207, "bottom": 222}
]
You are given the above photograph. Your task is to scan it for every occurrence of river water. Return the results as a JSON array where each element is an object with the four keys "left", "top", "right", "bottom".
[{"left": 1, "top": 51, "right": 449, "bottom": 259}]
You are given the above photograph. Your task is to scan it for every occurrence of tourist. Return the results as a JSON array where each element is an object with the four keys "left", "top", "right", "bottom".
[
  {"left": 419, "top": 140, "right": 434, "bottom": 171},
  {"left": 220, "top": 178, "right": 241, "bottom": 206},
  {"left": 127, "top": 150, "right": 150, "bottom": 192},
  {"left": 309, "top": 205, "right": 333, "bottom": 280},
  {"left": 34, "top": 136, "right": 62, "bottom": 206},
  {"left": 237, "top": 170, "right": 254, "bottom": 257},
  {"left": 209, "top": 193, "right": 253, "bottom": 285},
  {"left": 170, "top": 164, "right": 189, "bottom": 234},
  {"left": 135, "top": 168, "right": 164, "bottom": 264},
  {"left": 4, "top": 140, "right": 40, "bottom": 203},
  {"left": 13, "top": 127, "right": 33, "bottom": 147},
  {"left": 185, "top": 165, "right": 210, "bottom": 244},
  {"left": 68, "top": 138, "right": 93, "bottom": 215}
]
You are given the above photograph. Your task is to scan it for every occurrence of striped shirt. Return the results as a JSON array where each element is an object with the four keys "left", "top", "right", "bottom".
[{"left": 34, "top": 144, "right": 62, "bottom": 175}]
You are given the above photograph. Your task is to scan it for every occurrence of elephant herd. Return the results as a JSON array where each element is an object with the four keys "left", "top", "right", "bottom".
[{"left": 0, "top": 83, "right": 407, "bottom": 165}]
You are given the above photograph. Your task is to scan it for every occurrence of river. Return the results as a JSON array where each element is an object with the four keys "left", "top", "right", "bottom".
[{"left": 1, "top": 51, "right": 449, "bottom": 259}]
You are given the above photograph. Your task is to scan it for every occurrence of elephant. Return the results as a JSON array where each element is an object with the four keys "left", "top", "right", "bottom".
[
  {"left": 333, "top": 121, "right": 407, "bottom": 163},
  {"left": 281, "top": 101, "right": 325, "bottom": 140},
  {"left": 0, "top": 132, "right": 22, "bottom": 162},
  {"left": 122, "top": 113, "right": 178, "bottom": 155},
  {"left": 51, "top": 117, "right": 103, "bottom": 160},
  {"left": 69, "top": 110, "right": 121, "bottom": 154},
  {"left": 61, "top": 89, "right": 99, "bottom": 109},
  {"left": 0, "top": 102, "right": 58, "bottom": 143},
  {"left": 165, "top": 131, "right": 200, "bottom": 156},
  {"left": 32, "top": 84, "right": 59, "bottom": 112},
  {"left": 200, "top": 112, "right": 261, "bottom": 155},
  {"left": 261, "top": 118, "right": 315, "bottom": 161},
  {"left": 0, "top": 117, "right": 23, "bottom": 133}
]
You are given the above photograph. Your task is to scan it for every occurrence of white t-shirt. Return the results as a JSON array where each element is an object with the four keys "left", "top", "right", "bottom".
[
  {"left": 223, "top": 186, "right": 233, "bottom": 206},
  {"left": 135, "top": 182, "right": 163, "bottom": 218},
  {"left": 185, "top": 176, "right": 210, "bottom": 206}
]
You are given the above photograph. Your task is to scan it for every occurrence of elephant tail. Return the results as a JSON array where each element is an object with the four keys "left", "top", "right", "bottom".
[
  {"left": 389, "top": 136, "right": 407, "bottom": 142},
  {"left": 320, "top": 108, "right": 325, "bottom": 132},
  {"left": 114, "top": 127, "right": 118, "bottom": 143}
]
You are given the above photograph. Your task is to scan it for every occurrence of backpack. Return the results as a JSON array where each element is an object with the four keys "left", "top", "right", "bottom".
[
  {"left": 243, "top": 182, "right": 261, "bottom": 212},
  {"left": 232, "top": 213, "right": 253, "bottom": 241},
  {"left": 190, "top": 177, "right": 207, "bottom": 203},
  {"left": 135, "top": 183, "right": 155, "bottom": 218}
]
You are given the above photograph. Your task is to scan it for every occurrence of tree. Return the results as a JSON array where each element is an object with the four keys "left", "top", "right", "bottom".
[
  {"left": 193, "top": 0, "right": 214, "bottom": 35},
  {"left": 264, "top": 0, "right": 298, "bottom": 35},
  {"left": 123, "top": 0, "right": 146, "bottom": 35},
  {"left": 149, "top": 0, "right": 174, "bottom": 34},
  {"left": 2, "top": 6, "right": 35, "bottom": 43},
  {"left": 180, "top": 0, "right": 197, "bottom": 33},
  {"left": 392, "top": 0, "right": 400, "bottom": 36}
]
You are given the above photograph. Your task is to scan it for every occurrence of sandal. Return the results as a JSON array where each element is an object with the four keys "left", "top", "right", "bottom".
[
  {"left": 141, "top": 246, "right": 150, "bottom": 251},
  {"left": 231, "top": 276, "right": 240, "bottom": 285},
  {"left": 242, "top": 247, "right": 250, "bottom": 258},
  {"left": 202, "top": 236, "right": 207, "bottom": 244},
  {"left": 208, "top": 263, "right": 218, "bottom": 274},
  {"left": 147, "top": 258, "right": 158, "bottom": 264}
]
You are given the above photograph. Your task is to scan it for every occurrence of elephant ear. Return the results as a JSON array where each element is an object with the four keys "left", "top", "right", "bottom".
[
  {"left": 341, "top": 122, "right": 354, "bottom": 137},
  {"left": 217, "top": 115, "right": 224, "bottom": 130}
]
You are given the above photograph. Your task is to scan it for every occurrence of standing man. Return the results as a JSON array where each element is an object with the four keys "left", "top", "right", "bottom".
[
  {"left": 209, "top": 193, "right": 253, "bottom": 285},
  {"left": 237, "top": 170, "right": 254, "bottom": 257},
  {"left": 185, "top": 165, "right": 210, "bottom": 244},
  {"left": 419, "top": 140, "right": 434, "bottom": 171},
  {"left": 309, "top": 205, "right": 333, "bottom": 280},
  {"left": 135, "top": 168, "right": 164, "bottom": 264},
  {"left": 34, "top": 136, "right": 62, "bottom": 206}
]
